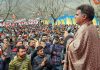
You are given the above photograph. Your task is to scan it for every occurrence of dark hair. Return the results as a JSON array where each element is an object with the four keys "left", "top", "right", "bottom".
[
  {"left": 30, "top": 38, "right": 34, "bottom": 41},
  {"left": 16, "top": 40, "right": 23, "bottom": 44},
  {"left": 17, "top": 45, "right": 26, "bottom": 52},
  {"left": 28, "top": 38, "right": 35, "bottom": 44},
  {"left": 37, "top": 46, "right": 43, "bottom": 51},
  {"left": 76, "top": 4, "right": 95, "bottom": 21},
  {"left": 42, "top": 33, "right": 47, "bottom": 36}
]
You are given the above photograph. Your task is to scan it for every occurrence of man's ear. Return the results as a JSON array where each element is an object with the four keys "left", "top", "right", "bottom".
[{"left": 82, "top": 14, "right": 87, "bottom": 20}]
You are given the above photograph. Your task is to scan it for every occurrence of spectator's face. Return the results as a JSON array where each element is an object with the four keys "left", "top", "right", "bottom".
[
  {"left": 42, "top": 36, "right": 47, "bottom": 42},
  {"left": 37, "top": 49, "right": 44, "bottom": 56},
  {"left": 39, "top": 42, "right": 46, "bottom": 48},
  {"left": 75, "top": 10, "right": 86, "bottom": 25},
  {"left": 16, "top": 41, "right": 23, "bottom": 47},
  {"left": 3, "top": 39, "right": 8, "bottom": 43},
  {"left": 17, "top": 49, "right": 26, "bottom": 58},
  {"left": 29, "top": 40, "right": 35, "bottom": 47},
  {"left": 3, "top": 39, "right": 9, "bottom": 47}
]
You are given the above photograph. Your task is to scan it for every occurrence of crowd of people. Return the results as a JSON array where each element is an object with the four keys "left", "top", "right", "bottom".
[
  {"left": 0, "top": 22, "right": 78, "bottom": 70},
  {"left": 0, "top": 4, "right": 100, "bottom": 70}
]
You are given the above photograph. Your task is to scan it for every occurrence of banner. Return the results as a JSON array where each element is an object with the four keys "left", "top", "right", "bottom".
[{"left": 45, "top": 16, "right": 99, "bottom": 25}]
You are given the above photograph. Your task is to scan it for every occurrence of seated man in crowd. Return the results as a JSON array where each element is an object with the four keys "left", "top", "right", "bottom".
[
  {"left": 9, "top": 45, "right": 32, "bottom": 70},
  {"left": 32, "top": 46, "right": 51, "bottom": 70}
]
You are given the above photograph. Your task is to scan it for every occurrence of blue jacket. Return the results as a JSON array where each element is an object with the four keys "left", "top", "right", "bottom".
[{"left": 32, "top": 55, "right": 51, "bottom": 70}]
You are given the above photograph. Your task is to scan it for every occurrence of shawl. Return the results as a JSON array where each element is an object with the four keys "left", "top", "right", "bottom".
[{"left": 66, "top": 22, "right": 100, "bottom": 70}]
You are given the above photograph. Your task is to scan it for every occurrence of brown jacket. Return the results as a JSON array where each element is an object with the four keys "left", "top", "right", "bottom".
[{"left": 65, "top": 23, "right": 100, "bottom": 70}]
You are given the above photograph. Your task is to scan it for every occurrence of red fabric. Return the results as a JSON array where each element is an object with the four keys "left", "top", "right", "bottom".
[
  {"left": 0, "top": 48, "right": 2, "bottom": 55},
  {"left": 12, "top": 48, "right": 17, "bottom": 52}
]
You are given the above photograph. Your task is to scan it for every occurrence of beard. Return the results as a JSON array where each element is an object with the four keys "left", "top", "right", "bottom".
[
  {"left": 20, "top": 54, "right": 26, "bottom": 58},
  {"left": 31, "top": 45, "right": 35, "bottom": 49}
]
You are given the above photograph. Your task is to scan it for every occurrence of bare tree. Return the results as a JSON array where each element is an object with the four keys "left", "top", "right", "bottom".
[
  {"left": 31, "top": 0, "right": 67, "bottom": 23},
  {"left": 0, "top": 0, "right": 19, "bottom": 22}
]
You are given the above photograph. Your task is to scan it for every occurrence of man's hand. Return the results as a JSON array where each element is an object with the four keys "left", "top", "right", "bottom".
[
  {"left": 61, "top": 60, "right": 67, "bottom": 64},
  {"left": 40, "top": 57, "right": 47, "bottom": 66}
]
